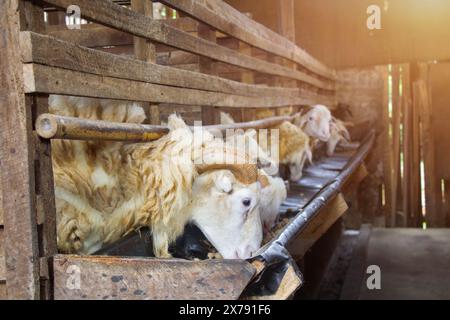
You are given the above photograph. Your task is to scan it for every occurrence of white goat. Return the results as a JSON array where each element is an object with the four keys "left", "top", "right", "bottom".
[
  {"left": 294, "top": 104, "right": 332, "bottom": 142},
  {"left": 51, "top": 96, "right": 262, "bottom": 259},
  {"left": 326, "top": 117, "right": 353, "bottom": 156}
]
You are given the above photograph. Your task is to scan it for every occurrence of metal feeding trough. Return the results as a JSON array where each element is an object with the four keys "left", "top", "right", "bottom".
[{"left": 53, "top": 132, "right": 374, "bottom": 300}]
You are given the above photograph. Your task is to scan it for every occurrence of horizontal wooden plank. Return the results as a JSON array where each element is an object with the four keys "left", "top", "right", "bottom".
[
  {"left": 46, "top": 23, "right": 132, "bottom": 48},
  {"left": 161, "top": 0, "right": 336, "bottom": 80},
  {"left": 21, "top": 31, "right": 304, "bottom": 99},
  {"left": 43, "top": 0, "right": 334, "bottom": 90},
  {"left": 23, "top": 63, "right": 322, "bottom": 108},
  {"left": 53, "top": 255, "right": 255, "bottom": 300},
  {"left": 46, "top": 18, "right": 199, "bottom": 48}
]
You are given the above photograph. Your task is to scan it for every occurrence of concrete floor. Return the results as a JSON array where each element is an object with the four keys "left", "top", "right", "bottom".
[{"left": 348, "top": 228, "right": 450, "bottom": 300}]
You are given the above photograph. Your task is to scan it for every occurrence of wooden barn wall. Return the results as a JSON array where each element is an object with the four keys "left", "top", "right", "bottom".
[
  {"left": 227, "top": 0, "right": 450, "bottom": 69},
  {"left": 429, "top": 62, "right": 450, "bottom": 227}
]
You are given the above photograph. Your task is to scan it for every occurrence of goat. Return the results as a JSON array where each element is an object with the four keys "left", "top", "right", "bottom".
[
  {"left": 257, "top": 171, "right": 287, "bottom": 234},
  {"left": 51, "top": 96, "right": 262, "bottom": 259},
  {"left": 219, "top": 112, "right": 312, "bottom": 181},
  {"left": 294, "top": 104, "right": 332, "bottom": 142},
  {"left": 326, "top": 117, "right": 353, "bottom": 156}
]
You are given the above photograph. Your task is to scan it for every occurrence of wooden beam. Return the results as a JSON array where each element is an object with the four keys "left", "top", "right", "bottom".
[
  {"left": 390, "top": 66, "right": 401, "bottom": 227},
  {"left": 35, "top": 113, "right": 295, "bottom": 142},
  {"left": 0, "top": 0, "right": 40, "bottom": 299},
  {"left": 23, "top": 63, "right": 320, "bottom": 108},
  {"left": 410, "top": 64, "right": 423, "bottom": 227},
  {"left": 21, "top": 31, "right": 307, "bottom": 99},
  {"left": 238, "top": 39, "right": 256, "bottom": 122},
  {"left": 43, "top": 0, "right": 334, "bottom": 90},
  {"left": 53, "top": 255, "right": 255, "bottom": 300},
  {"left": 382, "top": 66, "right": 393, "bottom": 227},
  {"left": 416, "top": 65, "right": 444, "bottom": 227},
  {"left": 245, "top": 263, "right": 302, "bottom": 300},
  {"left": 287, "top": 193, "right": 348, "bottom": 261},
  {"left": 131, "top": 0, "right": 159, "bottom": 125},
  {"left": 160, "top": 0, "right": 336, "bottom": 80},
  {"left": 198, "top": 22, "right": 218, "bottom": 125}
]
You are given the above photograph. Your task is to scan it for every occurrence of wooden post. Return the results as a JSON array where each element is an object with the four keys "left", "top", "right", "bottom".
[
  {"left": 275, "top": 0, "right": 299, "bottom": 116},
  {"left": 198, "top": 23, "right": 218, "bottom": 125},
  {"left": 131, "top": 0, "right": 160, "bottom": 125},
  {"left": 415, "top": 63, "right": 444, "bottom": 227},
  {"left": 238, "top": 39, "right": 256, "bottom": 122},
  {"left": 0, "top": 0, "right": 41, "bottom": 299},
  {"left": 401, "top": 64, "right": 412, "bottom": 227},
  {"left": 390, "top": 65, "right": 401, "bottom": 227},
  {"left": 409, "top": 63, "right": 423, "bottom": 227},
  {"left": 382, "top": 66, "right": 393, "bottom": 227}
]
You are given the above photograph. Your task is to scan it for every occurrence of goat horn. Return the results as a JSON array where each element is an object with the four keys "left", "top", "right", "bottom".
[{"left": 195, "top": 146, "right": 258, "bottom": 185}]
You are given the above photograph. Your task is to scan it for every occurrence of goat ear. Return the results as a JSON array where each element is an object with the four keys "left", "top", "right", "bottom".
[{"left": 215, "top": 173, "right": 233, "bottom": 193}]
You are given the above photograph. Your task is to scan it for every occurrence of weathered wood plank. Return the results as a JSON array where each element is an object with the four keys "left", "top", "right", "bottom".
[
  {"left": 23, "top": 63, "right": 320, "bottom": 108},
  {"left": 198, "top": 22, "right": 218, "bottom": 125},
  {"left": 0, "top": 0, "right": 40, "bottom": 299},
  {"left": 43, "top": 0, "right": 334, "bottom": 90},
  {"left": 246, "top": 263, "right": 302, "bottom": 300},
  {"left": 390, "top": 66, "right": 401, "bottom": 227},
  {"left": 131, "top": 0, "right": 160, "bottom": 125},
  {"left": 381, "top": 66, "right": 393, "bottom": 227},
  {"left": 21, "top": 31, "right": 307, "bottom": 99},
  {"left": 287, "top": 193, "right": 348, "bottom": 261},
  {"left": 0, "top": 228, "right": 5, "bottom": 282},
  {"left": 47, "top": 23, "right": 133, "bottom": 48},
  {"left": 53, "top": 255, "right": 255, "bottom": 300},
  {"left": 46, "top": 17, "right": 200, "bottom": 47},
  {"left": 32, "top": 95, "right": 58, "bottom": 299},
  {"left": 160, "top": 0, "right": 336, "bottom": 80},
  {"left": 416, "top": 72, "right": 443, "bottom": 227},
  {"left": 0, "top": 180, "right": 3, "bottom": 226}
]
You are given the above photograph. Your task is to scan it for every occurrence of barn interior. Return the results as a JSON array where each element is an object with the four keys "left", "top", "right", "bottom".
[{"left": 0, "top": 0, "right": 450, "bottom": 300}]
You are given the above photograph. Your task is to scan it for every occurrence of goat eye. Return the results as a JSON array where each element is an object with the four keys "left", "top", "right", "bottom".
[
  {"left": 242, "top": 198, "right": 251, "bottom": 207},
  {"left": 309, "top": 116, "right": 314, "bottom": 121}
]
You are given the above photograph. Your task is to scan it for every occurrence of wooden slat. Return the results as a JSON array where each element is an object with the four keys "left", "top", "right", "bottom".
[
  {"left": 0, "top": 0, "right": 40, "bottom": 299},
  {"left": 198, "top": 22, "right": 218, "bottom": 125},
  {"left": 402, "top": 65, "right": 412, "bottom": 227},
  {"left": 287, "top": 193, "right": 348, "bottom": 261},
  {"left": 390, "top": 66, "right": 401, "bottom": 227},
  {"left": 409, "top": 64, "right": 423, "bottom": 227},
  {"left": 160, "top": 0, "right": 336, "bottom": 80},
  {"left": 382, "top": 66, "right": 393, "bottom": 227},
  {"left": 53, "top": 255, "right": 255, "bottom": 300},
  {"left": 131, "top": 0, "right": 160, "bottom": 125},
  {"left": 46, "top": 23, "right": 133, "bottom": 48},
  {"left": 416, "top": 71, "right": 444, "bottom": 227},
  {"left": 43, "top": 0, "right": 334, "bottom": 90},
  {"left": 0, "top": 283, "right": 5, "bottom": 299},
  {"left": 0, "top": 228, "right": 5, "bottom": 282},
  {"left": 23, "top": 63, "right": 320, "bottom": 108},
  {"left": 21, "top": 31, "right": 307, "bottom": 99},
  {"left": 0, "top": 180, "right": 3, "bottom": 226}
]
